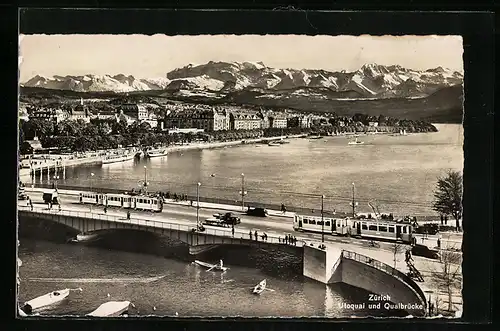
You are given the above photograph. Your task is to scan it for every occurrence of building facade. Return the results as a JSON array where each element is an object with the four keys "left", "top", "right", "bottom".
[
  {"left": 229, "top": 112, "right": 262, "bottom": 130},
  {"left": 28, "top": 108, "right": 69, "bottom": 123},
  {"left": 163, "top": 107, "right": 230, "bottom": 132},
  {"left": 268, "top": 113, "right": 288, "bottom": 128},
  {"left": 121, "top": 104, "right": 149, "bottom": 121}
]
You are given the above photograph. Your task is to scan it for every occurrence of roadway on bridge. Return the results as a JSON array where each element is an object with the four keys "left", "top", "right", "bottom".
[{"left": 20, "top": 189, "right": 397, "bottom": 251}]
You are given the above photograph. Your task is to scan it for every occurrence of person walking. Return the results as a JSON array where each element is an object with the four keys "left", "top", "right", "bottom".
[
  {"left": 254, "top": 230, "right": 258, "bottom": 241},
  {"left": 104, "top": 206, "right": 107, "bottom": 213},
  {"left": 249, "top": 230, "right": 252, "bottom": 239},
  {"left": 231, "top": 226, "right": 235, "bottom": 237},
  {"left": 29, "top": 199, "right": 33, "bottom": 211},
  {"left": 127, "top": 211, "right": 131, "bottom": 220},
  {"left": 58, "top": 203, "right": 61, "bottom": 212}
]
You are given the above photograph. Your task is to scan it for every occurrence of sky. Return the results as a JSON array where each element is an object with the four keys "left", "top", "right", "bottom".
[{"left": 19, "top": 34, "right": 464, "bottom": 82}]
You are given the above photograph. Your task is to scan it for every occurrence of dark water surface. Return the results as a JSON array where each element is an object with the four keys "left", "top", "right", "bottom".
[{"left": 18, "top": 222, "right": 406, "bottom": 318}]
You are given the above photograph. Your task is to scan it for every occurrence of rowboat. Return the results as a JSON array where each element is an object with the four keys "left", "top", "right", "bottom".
[
  {"left": 267, "top": 142, "right": 281, "bottom": 147},
  {"left": 21, "top": 288, "right": 82, "bottom": 314},
  {"left": 253, "top": 279, "right": 266, "bottom": 295},
  {"left": 348, "top": 138, "right": 364, "bottom": 145},
  {"left": 193, "top": 260, "right": 229, "bottom": 272},
  {"left": 87, "top": 301, "right": 134, "bottom": 317},
  {"left": 72, "top": 232, "right": 101, "bottom": 243}
]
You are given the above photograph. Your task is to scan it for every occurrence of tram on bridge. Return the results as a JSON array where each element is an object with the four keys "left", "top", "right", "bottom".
[
  {"left": 79, "top": 192, "right": 163, "bottom": 212},
  {"left": 292, "top": 214, "right": 414, "bottom": 244}
]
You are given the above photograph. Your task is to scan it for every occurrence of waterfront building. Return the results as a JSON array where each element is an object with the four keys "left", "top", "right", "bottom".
[
  {"left": 18, "top": 105, "right": 29, "bottom": 121},
  {"left": 29, "top": 108, "right": 69, "bottom": 123},
  {"left": 121, "top": 103, "right": 149, "bottom": 121},
  {"left": 163, "top": 107, "right": 230, "bottom": 132},
  {"left": 268, "top": 113, "right": 288, "bottom": 129},
  {"left": 20, "top": 136, "right": 43, "bottom": 154},
  {"left": 68, "top": 105, "right": 92, "bottom": 123},
  {"left": 229, "top": 112, "right": 262, "bottom": 130},
  {"left": 287, "top": 115, "right": 312, "bottom": 129}
]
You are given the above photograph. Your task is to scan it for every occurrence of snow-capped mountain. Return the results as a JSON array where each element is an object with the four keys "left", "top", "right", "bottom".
[
  {"left": 22, "top": 74, "right": 171, "bottom": 93},
  {"left": 165, "top": 61, "right": 462, "bottom": 98},
  {"left": 22, "top": 62, "right": 463, "bottom": 99}
]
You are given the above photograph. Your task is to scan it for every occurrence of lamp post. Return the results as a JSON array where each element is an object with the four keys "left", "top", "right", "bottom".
[
  {"left": 143, "top": 166, "right": 148, "bottom": 194},
  {"left": 350, "top": 182, "right": 358, "bottom": 217},
  {"left": 90, "top": 172, "right": 94, "bottom": 213},
  {"left": 53, "top": 175, "right": 59, "bottom": 191},
  {"left": 210, "top": 173, "right": 216, "bottom": 203},
  {"left": 321, "top": 195, "right": 325, "bottom": 243},
  {"left": 196, "top": 182, "right": 201, "bottom": 229},
  {"left": 239, "top": 173, "right": 247, "bottom": 212}
]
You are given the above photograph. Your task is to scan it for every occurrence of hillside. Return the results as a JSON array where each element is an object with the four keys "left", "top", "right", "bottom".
[{"left": 19, "top": 84, "right": 464, "bottom": 124}]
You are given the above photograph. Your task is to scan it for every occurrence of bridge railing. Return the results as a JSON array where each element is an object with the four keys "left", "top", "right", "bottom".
[
  {"left": 342, "top": 250, "right": 427, "bottom": 308},
  {"left": 18, "top": 205, "right": 305, "bottom": 247}
]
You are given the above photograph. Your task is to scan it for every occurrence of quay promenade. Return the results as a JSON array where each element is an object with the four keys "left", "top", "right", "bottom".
[{"left": 18, "top": 134, "right": 305, "bottom": 180}]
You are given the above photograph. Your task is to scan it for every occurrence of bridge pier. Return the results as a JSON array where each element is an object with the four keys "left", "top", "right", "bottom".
[{"left": 303, "top": 243, "right": 343, "bottom": 284}]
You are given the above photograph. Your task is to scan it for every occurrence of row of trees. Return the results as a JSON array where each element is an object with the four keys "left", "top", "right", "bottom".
[{"left": 19, "top": 118, "right": 315, "bottom": 154}]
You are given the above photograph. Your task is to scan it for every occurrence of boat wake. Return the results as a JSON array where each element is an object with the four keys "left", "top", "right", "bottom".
[{"left": 27, "top": 275, "right": 166, "bottom": 284}]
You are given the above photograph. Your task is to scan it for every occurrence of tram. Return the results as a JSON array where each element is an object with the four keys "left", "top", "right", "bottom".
[
  {"left": 79, "top": 191, "right": 163, "bottom": 212},
  {"left": 293, "top": 214, "right": 414, "bottom": 244}
]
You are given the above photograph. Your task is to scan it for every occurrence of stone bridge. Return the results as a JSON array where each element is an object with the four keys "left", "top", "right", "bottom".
[{"left": 18, "top": 206, "right": 303, "bottom": 255}]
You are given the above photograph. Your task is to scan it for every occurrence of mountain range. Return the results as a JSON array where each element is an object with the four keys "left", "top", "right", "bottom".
[{"left": 22, "top": 61, "right": 463, "bottom": 100}]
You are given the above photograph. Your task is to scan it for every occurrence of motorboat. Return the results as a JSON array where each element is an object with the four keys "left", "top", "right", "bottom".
[
  {"left": 102, "top": 153, "right": 135, "bottom": 165},
  {"left": 348, "top": 138, "right": 364, "bottom": 145},
  {"left": 193, "top": 260, "right": 229, "bottom": 272},
  {"left": 252, "top": 279, "right": 267, "bottom": 295},
  {"left": 145, "top": 148, "right": 168, "bottom": 158},
  {"left": 21, "top": 288, "right": 82, "bottom": 314},
  {"left": 87, "top": 301, "right": 134, "bottom": 317}
]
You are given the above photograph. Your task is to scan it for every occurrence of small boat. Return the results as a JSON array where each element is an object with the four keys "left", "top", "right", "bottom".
[
  {"left": 87, "top": 301, "right": 134, "bottom": 317},
  {"left": 278, "top": 137, "right": 290, "bottom": 144},
  {"left": 146, "top": 148, "right": 168, "bottom": 158},
  {"left": 194, "top": 260, "right": 229, "bottom": 272},
  {"left": 72, "top": 232, "right": 101, "bottom": 243},
  {"left": 309, "top": 136, "right": 323, "bottom": 140},
  {"left": 21, "top": 288, "right": 81, "bottom": 314},
  {"left": 102, "top": 153, "right": 135, "bottom": 165},
  {"left": 348, "top": 138, "right": 364, "bottom": 145},
  {"left": 268, "top": 142, "right": 281, "bottom": 147},
  {"left": 253, "top": 279, "right": 266, "bottom": 295}
]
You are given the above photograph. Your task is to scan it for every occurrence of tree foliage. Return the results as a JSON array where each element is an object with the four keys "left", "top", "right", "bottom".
[{"left": 432, "top": 170, "right": 463, "bottom": 231}]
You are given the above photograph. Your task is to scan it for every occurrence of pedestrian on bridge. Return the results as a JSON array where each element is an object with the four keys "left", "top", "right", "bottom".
[
  {"left": 231, "top": 226, "right": 234, "bottom": 237},
  {"left": 58, "top": 204, "right": 61, "bottom": 212},
  {"left": 104, "top": 206, "right": 107, "bottom": 213},
  {"left": 127, "top": 211, "right": 131, "bottom": 220},
  {"left": 254, "top": 230, "right": 258, "bottom": 241},
  {"left": 29, "top": 199, "right": 33, "bottom": 211},
  {"left": 249, "top": 230, "right": 252, "bottom": 239},
  {"left": 284, "top": 235, "right": 288, "bottom": 245}
]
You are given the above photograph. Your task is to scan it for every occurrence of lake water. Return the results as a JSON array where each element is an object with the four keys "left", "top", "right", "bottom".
[
  {"left": 17, "top": 233, "right": 406, "bottom": 318},
  {"left": 31, "top": 124, "right": 463, "bottom": 215}
]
